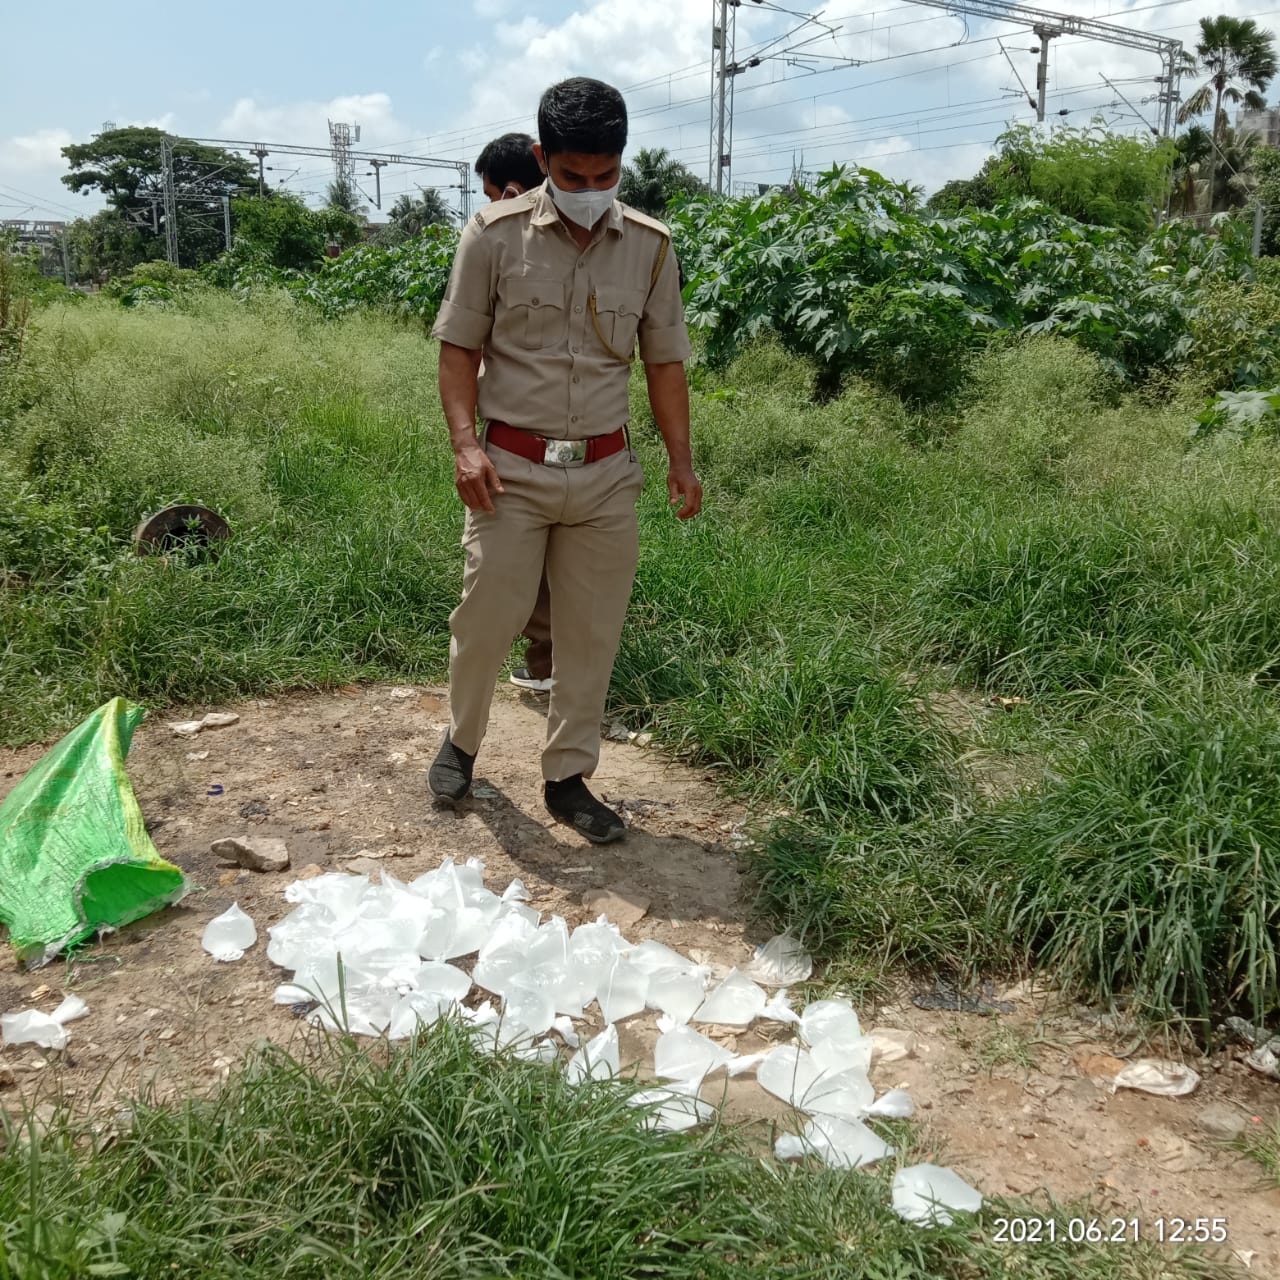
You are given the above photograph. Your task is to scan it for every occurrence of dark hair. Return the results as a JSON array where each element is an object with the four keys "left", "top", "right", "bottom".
[
  {"left": 537, "top": 77, "right": 627, "bottom": 158},
  {"left": 474, "top": 132, "right": 544, "bottom": 191}
]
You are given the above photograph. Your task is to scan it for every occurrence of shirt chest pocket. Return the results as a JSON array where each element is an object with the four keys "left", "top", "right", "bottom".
[
  {"left": 503, "top": 278, "right": 566, "bottom": 350},
  {"left": 591, "top": 286, "right": 647, "bottom": 362}
]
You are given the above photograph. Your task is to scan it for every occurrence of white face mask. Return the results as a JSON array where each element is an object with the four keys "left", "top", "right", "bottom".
[{"left": 545, "top": 172, "right": 620, "bottom": 229}]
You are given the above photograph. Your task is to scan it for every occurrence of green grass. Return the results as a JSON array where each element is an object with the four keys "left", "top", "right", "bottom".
[
  {"left": 4, "top": 298, "right": 1280, "bottom": 1030},
  {"left": 1236, "top": 1115, "right": 1280, "bottom": 1187},
  {"left": 0, "top": 1025, "right": 1235, "bottom": 1279}
]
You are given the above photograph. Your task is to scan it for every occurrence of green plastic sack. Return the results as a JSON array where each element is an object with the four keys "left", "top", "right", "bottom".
[{"left": 0, "top": 697, "right": 186, "bottom": 967}]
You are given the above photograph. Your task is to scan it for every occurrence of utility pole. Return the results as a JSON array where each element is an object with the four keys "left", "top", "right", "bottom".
[
  {"left": 369, "top": 158, "right": 387, "bottom": 210},
  {"left": 160, "top": 137, "right": 179, "bottom": 266},
  {"left": 251, "top": 146, "right": 269, "bottom": 198},
  {"left": 222, "top": 193, "right": 232, "bottom": 251},
  {"left": 1032, "top": 24, "right": 1055, "bottom": 123},
  {"left": 710, "top": 0, "right": 730, "bottom": 193},
  {"left": 61, "top": 230, "right": 72, "bottom": 287}
]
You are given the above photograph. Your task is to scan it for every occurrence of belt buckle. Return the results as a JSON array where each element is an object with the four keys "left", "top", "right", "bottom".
[{"left": 543, "top": 438, "right": 587, "bottom": 467}]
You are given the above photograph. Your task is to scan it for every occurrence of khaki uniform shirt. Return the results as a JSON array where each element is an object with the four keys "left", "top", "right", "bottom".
[{"left": 431, "top": 182, "right": 691, "bottom": 440}]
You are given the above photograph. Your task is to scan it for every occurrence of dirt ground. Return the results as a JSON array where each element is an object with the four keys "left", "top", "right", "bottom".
[{"left": 2, "top": 683, "right": 1278, "bottom": 1272}]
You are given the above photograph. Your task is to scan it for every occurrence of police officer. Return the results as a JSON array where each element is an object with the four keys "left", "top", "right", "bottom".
[
  {"left": 429, "top": 76, "right": 702, "bottom": 844},
  {"left": 474, "top": 131, "right": 555, "bottom": 694}
]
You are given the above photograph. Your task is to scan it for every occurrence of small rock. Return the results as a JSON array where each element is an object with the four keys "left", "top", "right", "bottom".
[
  {"left": 186, "top": 750, "right": 210, "bottom": 762},
  {"left": 582, "top": 888, "right": 650, "bottom": 928},
  {"left": 605, "top": 720, "right": 630, "bottom": 742},
  {"left": 1072, "top": 1049, "right": 1126, "bottom": 1080},
  {"left": 387, "top": 752, "right": 408, "bottom": 765},
  {"left": 0, "top": 1062, "right": 14, "bottom": 1089},
  {"left": 351, "top": 846, "right": 386, "bottom": 859},
  {"left": 201, "top": 712, "right": 240, "bottom": 729},
  {"left": 869, "top": 1027, "right": 918, "bottom": 1066},
  {"left": 1197, "top": 1101, "right": 1250, "bottom": 1141},
  {"left": 343, "top": 856, "right": 384, "bottom": 876},
  {"left": 628, "top": 731, "right": 653, "bottom": 747},
  {"left": 211, "top": 836, "right": 290, "bottom": 874},
  {"left": 389, "top": 686, "right": 416, "bottom": 699},
  {"left": 294, "top": 864, "right": 326, "bottom": 880},
  {"left": 158, "top": 1028, "right": 176, "bottom": 1042}
]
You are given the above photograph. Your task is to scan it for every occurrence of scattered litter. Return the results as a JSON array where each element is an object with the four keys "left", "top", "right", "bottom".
[
  {"left": 565, "top": 1025, "right": 620, "bottom": 1084},
  {"left": 627, "top": 731, "right": 653, "bottom": 747},
  {"left": 206, "top": 785, "right": 225, "bottom": 797},
  {"left": 892, "top": 1164, "right": 983, "bottom": 1226},
  {"left": 550, "top": 1015, "right": 580, "bottom": 1048},
  {"left": 866, "top": 1088, "right": 914, "bottom": 1118},
  {"left": 693, "top": 969, "right": 767, "bottom": 1027},
  {"left": 1112, "top": 1058, "right": 1200, "bottom": 1097},
  {"left": 202, "top": 902, "right": 257, "bottom": 962},
  {"left": 211, "top": 836, "right": 289, "bottom": 874},
  {"left": 169, "top": 712, "right": 240, "bottom": 738},
  {"left": 185, "top": 750, "right": 210, "bottom": 762},
  {"left": 1243, "top": 1043, "right": 1280, "bottom": 1081},
  {"left": 238, "top": 801, "right": 269, "bottom": 819},
  {"left": 776, "top": 1115, "right": 893, "bottom": 1170},
  {"left": 389, "top": 686, "right": 417, "bottom": 699},
  {"left": 605, "top": 720, "right": 630, "bottom": 742},
  {"left": 628, "top": 1078, "right": 715, "bottom": 1132},
  {"left": 1, "top": 995, "right": 90, "bottom": 1051},
  {"left": 911, "top": 979, "right": 1013, "bottom": 1015},
  {"left": 745, "top": 934, "right": 813, "bottom": 986},
  {"left": 655, "top": 1024, "right": 734, "bottom": 1082},
  {"left": 988, "top": 695, "right": 1028, "bottom": 712},
  {"left": 249, "top": 854, "right": 985, "bottom": 1227},
  {"left": 0, "top": 697, "right": 187, "bottom": 968}
]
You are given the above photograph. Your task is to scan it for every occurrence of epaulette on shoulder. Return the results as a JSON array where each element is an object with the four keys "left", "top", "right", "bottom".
[
  {"left": 471, "top": 191, "right": 538, "bottom": 231},
  {"left": 620, "top": 204, "right": 672, "bottom": 239}
]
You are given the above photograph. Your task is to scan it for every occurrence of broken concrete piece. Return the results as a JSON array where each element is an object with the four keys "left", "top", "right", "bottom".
[
  {"left": 1196, "top": 1102, "right": 1250, "bottom": 1142},
  {"left": 582, "top": 888, "right": 650, "bottom": 929},
  {"left": 869, "top": 1028, "right": 917, "bottom": 1066},
  {"left": 211, "top": 836, "right": 290, "bottom": 874}
]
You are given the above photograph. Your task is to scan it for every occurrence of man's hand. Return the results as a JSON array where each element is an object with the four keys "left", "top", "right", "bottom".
[
  {"left": 667, "top": 463, "right": 703, "bottom": 520},
  {"left": 454, "top": 441, "right": 504, "bottom": 512}
]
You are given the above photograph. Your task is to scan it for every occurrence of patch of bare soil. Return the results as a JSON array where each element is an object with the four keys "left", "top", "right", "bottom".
[{"left": 1, "top": 684, "right": 1277, "bottom": 1271}]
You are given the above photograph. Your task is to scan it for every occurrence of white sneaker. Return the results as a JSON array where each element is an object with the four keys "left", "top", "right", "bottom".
[{"left": 510, "top": 667, "right": 553, "bottom": 692}]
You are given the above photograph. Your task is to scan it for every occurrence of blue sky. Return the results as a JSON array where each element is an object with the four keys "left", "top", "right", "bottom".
[{"left": 2, "top": 0, "right": 1277, "bottom": 225}]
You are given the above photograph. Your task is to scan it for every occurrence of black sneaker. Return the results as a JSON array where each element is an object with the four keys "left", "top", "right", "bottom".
[
  {"left": 428, "top": 733, "right": 475, "bottom": 803},
  {"left": 544, "top": 775, "right": 626, "bottom": 844},
  {"left": 509, "top": 667, "right": 553, "bottom": 692}
]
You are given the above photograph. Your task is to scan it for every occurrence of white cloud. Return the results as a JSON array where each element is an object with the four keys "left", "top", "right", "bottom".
[
  {"left": 473, "top": 0, "right": 513, "bottom": 16},
  {"left": 2, "top": 128, "right": 73, "bottom": 171},
  {"left": 217, "top": 92, "right": 407, "bottom": 149}
]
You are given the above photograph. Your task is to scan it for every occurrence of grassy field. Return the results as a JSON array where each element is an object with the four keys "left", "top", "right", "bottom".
[{"left": 3, "top": 293, "right": 1280, "bottom": 1036}]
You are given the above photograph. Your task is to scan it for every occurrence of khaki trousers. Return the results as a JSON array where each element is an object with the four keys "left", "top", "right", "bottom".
[{"left": 447, "top": 435, "right": 643, "bottom": 781}]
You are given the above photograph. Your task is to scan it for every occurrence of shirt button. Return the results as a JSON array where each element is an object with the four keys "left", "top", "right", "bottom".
[
  {"left": 574, "top": 305, "right": 582, "bottom": 314},
  {"left": 531, "top": 296, "right": 540, "bottom": 305},
  {"left": 572, "top": 375, "right": 580, "bottom": 383},
  {"left": 577, "top": 258, "right": 586, "bottom": 267},
  {"left": 571, "top": 345, "right": 580, "bottom": 353},
  {"left": 571, "top": 415, "right": 579, "bottom": 423}
]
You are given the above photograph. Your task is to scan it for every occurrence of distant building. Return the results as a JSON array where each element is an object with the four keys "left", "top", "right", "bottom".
[
  {"left": 1236, "top": 107, "right": 1280, "bottom": 146},
  {"left": 2, "top": 218, "right": 67, "bottom": 250}
]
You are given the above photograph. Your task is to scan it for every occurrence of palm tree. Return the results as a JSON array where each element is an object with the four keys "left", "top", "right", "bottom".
[
  {"left": 620, "top": 148, "right": 706, "bottom": 216},
  {"left": 325, "top": 176, "right": 362, "bottom": 216},
  {"left": 1169, "top": 123, "right": 1259, "bottom": 218},
  {"left": 387, "top": 189, "right": 454, "bottom": 236},
  {"left": 1177, "top": 15, "right": 1277, "bottom": 210}
]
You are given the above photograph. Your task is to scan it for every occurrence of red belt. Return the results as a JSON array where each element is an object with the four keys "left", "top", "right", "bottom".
[{"left": 486, "top": 421, "right": 627, "bottom": 465}]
